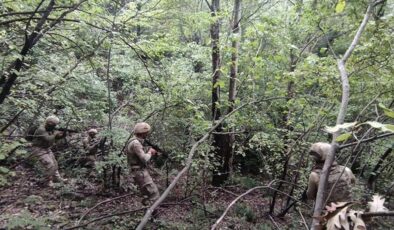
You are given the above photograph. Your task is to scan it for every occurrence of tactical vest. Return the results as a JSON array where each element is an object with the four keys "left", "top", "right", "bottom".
[
  {"left": 32, "top": 126, "right": 56, "bottom": 148},
  {"left": 126, "top": 138, "right": 149, "bottom": 168},
  {"left": 313, "top": 164, "right": 353, "bottom": 203}
]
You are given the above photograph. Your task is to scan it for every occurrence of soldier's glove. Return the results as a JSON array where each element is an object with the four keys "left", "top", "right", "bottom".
[
  {"left": 148, "top": 148, "right": 157, "bottom": 156},
  {"left": 55, "top": 131, "right": 66, "bottom": 138}
]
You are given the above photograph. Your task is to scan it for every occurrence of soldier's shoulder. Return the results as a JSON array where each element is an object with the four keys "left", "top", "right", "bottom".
[
  {"left": 129, "top": 139, "right": 142, "bottom": 145},
  {"left": 337, "top": 165, "right": 348, "bottom": 171},
  {"left": 35, "top": 125, "right": 46, "bottom": 133}
]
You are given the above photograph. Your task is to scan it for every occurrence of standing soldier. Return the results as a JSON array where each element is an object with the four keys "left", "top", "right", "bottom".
[
  {"left": 126, "top": 122, "right": 160, "bottom": 205},
  {"left": 31, "top": 115, "right": 67, "bottom": 187},
  {"left": 307, "top": 142, "right": 356, "bottom": 204},
  {"left": 82, "top": 128, "right": 100, "bottom": 168}
]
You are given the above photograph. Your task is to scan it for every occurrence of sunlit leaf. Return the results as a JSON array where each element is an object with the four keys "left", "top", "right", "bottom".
[
  {"left": 325, "top": 122, "right": 357, "bottom": 133},
  {"left": 0, "top": 166, "right": 10, "bottom": 174},
  {"left": 326, "top": 206, "right": 350, "bottom": 230},
  {"left": 365, "top": 122, "right": 394, "bottom": 133},
  {"left": 368, "top": 195, "right": 388, "bottom": 212},
  {"left": 335, "top": 132, "right": 352, "bottom": 142},
  {"left": 383, "top": 124, "right": 394, "bottom": 133},
  {"left": 347, "top": 210, "right": 366, "bottom": 230},
  {"left": 335, "top": 0, "right": 346, "bottom": 13},
  {"left": 379, "top": 103, "right": 394, "bottom": 118},
  {"left": 213, "top": 80, "right": 225, "bottom": 88}
]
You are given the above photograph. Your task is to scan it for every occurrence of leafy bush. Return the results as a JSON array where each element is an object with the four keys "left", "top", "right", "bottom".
[
  {"left": 3, "top": 210, "right": 51, "bottom": 230},
  {"left": 235, "top": 203, "right": 257, "bottom": 223}
]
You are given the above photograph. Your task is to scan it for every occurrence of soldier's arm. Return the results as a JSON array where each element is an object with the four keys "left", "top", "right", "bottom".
[
  {"left": 82, "top": 139, "right": 88, "bottom": 149},
  {"left": 306, "top": 172, "right": 319, "bottom": 200},
  {"left": 88, "top": 141, "right": 99, "bottom": 151},
  {"left": 35, "top": 128, "right": 56, "bottom": 142},
  {"left": 130, "top": 141, "right": 151, "bottom": 163}
]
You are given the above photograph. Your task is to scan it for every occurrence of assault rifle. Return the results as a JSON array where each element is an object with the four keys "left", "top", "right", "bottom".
[
  {"left": 144, "top": 139, "right": 171, "bottom": 160},
  {"left": 55, "top": 127, "right": 79, "bottom": 133}
]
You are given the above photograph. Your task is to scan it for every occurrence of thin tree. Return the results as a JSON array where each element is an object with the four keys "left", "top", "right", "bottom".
[
  {"left": 310, "top": 1, "right": 384, "bottom": 229},
  {"left": 0, "top": 0, "right": 87, "bottom": 104}
]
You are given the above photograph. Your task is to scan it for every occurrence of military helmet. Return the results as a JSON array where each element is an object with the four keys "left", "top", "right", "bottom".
[
  {"left": 133, "top": 122, "right": 151, "bottom": 134},
  {"left": 45, "top": 115, "right": 60, "bottom": 125},
  {"left": 87, "top": 128, "right": 98, "bottom": 134},
  {"left": 309, "top": 142, "right": 332, "bottom": 162}
]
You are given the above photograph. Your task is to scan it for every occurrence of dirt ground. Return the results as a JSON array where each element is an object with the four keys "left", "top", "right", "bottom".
[{"left": 0, "top": 162, "right": 307, "bottom": 229}]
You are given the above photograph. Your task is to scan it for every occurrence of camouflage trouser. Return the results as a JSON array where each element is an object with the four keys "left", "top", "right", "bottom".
[
  {"left": 130, "top": 167, "right": 160, "bottom": 205},
  {"left": 31, "top": 147, "right": 61, "bottom": 182},
  {"left": 84, "top": 155, "right": 96, "bottom": 168}
]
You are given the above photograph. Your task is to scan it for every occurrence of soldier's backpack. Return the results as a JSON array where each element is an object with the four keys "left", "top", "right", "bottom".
[{"left": 25, "top": 124, "right": 39, "bottom": 141}]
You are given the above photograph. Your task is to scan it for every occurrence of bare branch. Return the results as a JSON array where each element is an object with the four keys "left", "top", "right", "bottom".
[
  {"left": 311, "top": 3, "right": 376, "bottom": 229},
  {"left": 362, "top": 211, "right": 394, "bottom": 218},
  {"left": 211, "top": 183, "right": 273, "bottom": 230},
  {"left": 77, "top": 193, "right": 134, "bottom": 225},
  {"left": 339, "top": 133, "right": 394, "bottom": 149},
  {"left": 135, "top": 97, "right": 287, "bottom": 230}
]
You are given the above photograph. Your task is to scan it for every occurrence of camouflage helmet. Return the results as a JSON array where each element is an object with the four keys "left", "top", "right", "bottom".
[
  {"left": 87, "top": 128, "right": 98, "bottom": 134},
  {"left": 45, "top": 115, "right": 60, "bottom": 125},
  {"left": 309, "top": 142, "right": 333, "bottom": 162},
  {"left": 133, "top": 122, "right": 151, "bottom": 134}
]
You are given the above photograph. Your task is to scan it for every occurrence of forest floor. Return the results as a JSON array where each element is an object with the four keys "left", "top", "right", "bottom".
[{"left": 0, "top": 162, "right": 308, "bottom": 229}]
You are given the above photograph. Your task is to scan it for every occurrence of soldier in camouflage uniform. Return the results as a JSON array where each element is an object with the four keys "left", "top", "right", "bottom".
[
  {"left": 82, "top": 128, "right": 100, "bottom": 168},
  {"left": 31, "top": 116, "right": 67, "bottom": 186},
  {"left": 307, "top": 142, "right": 356, "bottom": 204},
  {"left": 126, "top": 122, "right": 160, "bottom": 205}
]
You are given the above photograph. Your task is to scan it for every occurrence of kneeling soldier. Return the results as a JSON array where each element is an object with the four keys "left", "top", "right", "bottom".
[{"left": 307, "top": 142, "right": 356, "bottom": 204}]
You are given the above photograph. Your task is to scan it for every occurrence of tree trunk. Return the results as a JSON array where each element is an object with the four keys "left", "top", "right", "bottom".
[
  {"left": 368, "top": 146, "right": 393, "bottom": 190},
  {"left": 310, "top": 3, "right": 375, "bottom": 229},
  {"left": 211, "top": 0, "right": 241, "bottom": 186},
  {"left": 227, "top": 0, "right": 241, "bottom": 180},
  {"left": 0, "top": 0, "right": 87, "bottom": 104},
  {"left": 209, "top": 0, "right": 227, "bottom": 186}
]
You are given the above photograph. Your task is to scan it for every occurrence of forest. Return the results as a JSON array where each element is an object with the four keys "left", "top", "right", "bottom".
[{"left": 0, "top": 0, "right": 393, "bottom": 229}]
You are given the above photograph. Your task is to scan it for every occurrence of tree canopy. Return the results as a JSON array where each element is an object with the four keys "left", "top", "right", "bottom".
[{"left": 1, "top": 0, "right": 393, "bottom": 229}]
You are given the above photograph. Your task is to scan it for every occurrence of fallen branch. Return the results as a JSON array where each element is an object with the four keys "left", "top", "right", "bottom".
[
  {"left": 211, "top": 184, "right": 272, "bottom": 230},
  {"left": 296, "top": 207, "right": 309, "bottom": 230},
  {"left": 68, "top": 202, "right": 191, "bottom": 230},
  {"left": 65, "top": 207, "right": 146, "bottom": 230},
  {"left": 77, "top": 193, "right": 134, "bottom": 224},
  {"left": 362, "top": 211, "right": 394, "bottom": 218},
  {"left": 208, "top": 186, "right": 240, "bottom": 197},
  {"left": 268, "top": 214, "right": 281, "bottom": 230},
  {"left": 339, "top": 133, "right": 394, "bottom": 149},
  {"left": 211, "top": 181, "right": 312, "bottom": 229},
  {"left": 135, "top": 97, "right": 286, "bottom": 230}
]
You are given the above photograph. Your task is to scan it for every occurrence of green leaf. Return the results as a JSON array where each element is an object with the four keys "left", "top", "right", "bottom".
[
  {"left": 0, "top": 153, "right": 5, "bottom": 160},
  {"left": 382, "top": 124, "right": 394, "bottom": 133},
  {"left": 335, "top": 0, "right": 346, "bottom": 13},
  {"left": 325, "top": 122, "right": 357, "bottom": 133},
  {"left": 365, "top": 121, "right": 385, "bottom": 129},
  {"left": 335, "top": 132, "right": 352, "bottom": 142},
  {"left": 213, "top": 80, "right": 225, "bottom": 88},
  {"left": 378, "top": 103, "right": 394, "bottom": 118},
  {"left": 0, "top": 166, "right": 9, "bottom": 174},
  {"left": 365, "top": 122, "right": 394, "bottom": 133}
]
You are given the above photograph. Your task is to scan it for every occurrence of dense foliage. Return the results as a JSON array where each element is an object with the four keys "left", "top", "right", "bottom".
[{"left": 1, "top": 0, "right": 393, "bottom": 229}]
